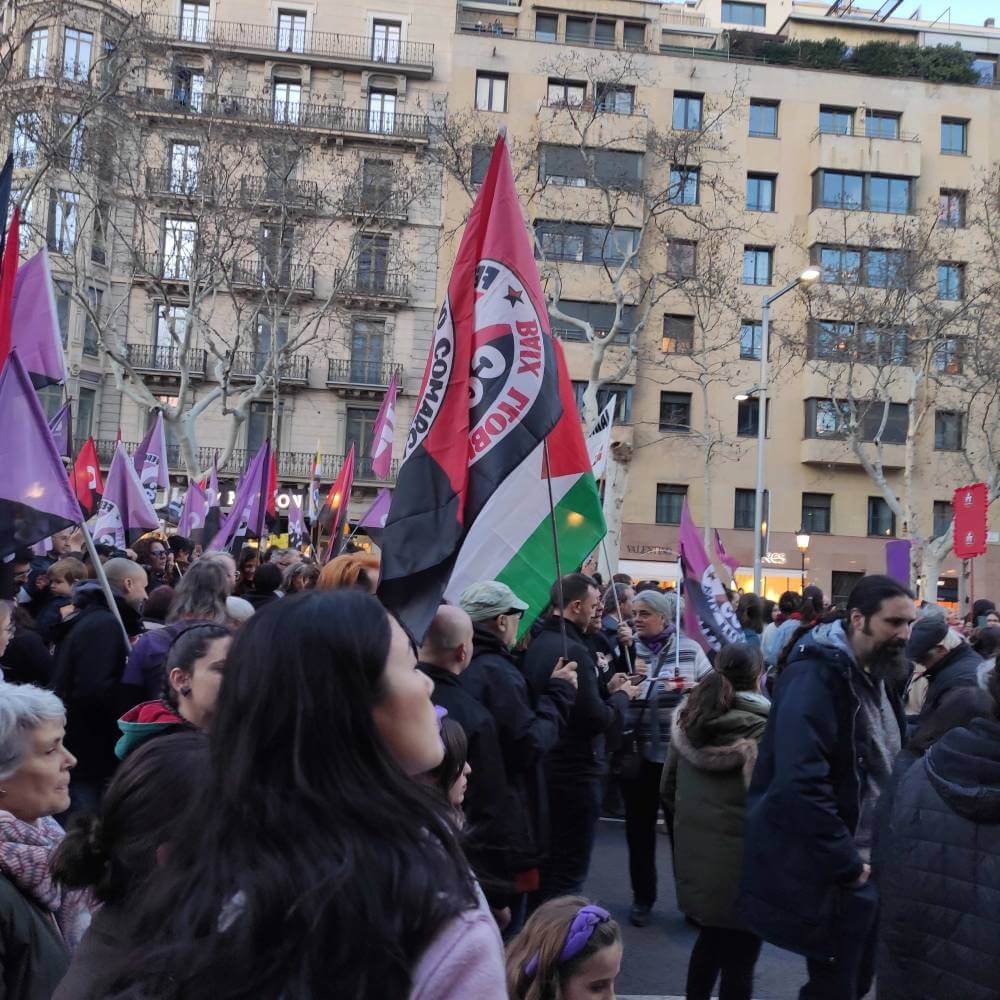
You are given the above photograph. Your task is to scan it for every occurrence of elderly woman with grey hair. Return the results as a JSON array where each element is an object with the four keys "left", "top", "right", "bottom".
[
  {"left": 0, "top": 682, "right": 89, "bottom": 997},
  {"left": 621, "top": 588, "right": 711, "bottom": 928}
]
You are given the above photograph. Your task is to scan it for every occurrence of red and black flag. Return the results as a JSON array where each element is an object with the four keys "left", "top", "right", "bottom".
[
  {"left": 72, "top": 436, "right": 104, "bottom": 518},
  {"left": 377, "top": 134, "right": 563, "bottom": 640}
]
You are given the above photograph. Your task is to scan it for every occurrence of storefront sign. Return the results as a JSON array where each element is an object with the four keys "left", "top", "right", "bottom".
[{"left": 762, "top": 551, "right": 787, "bottom": 566}]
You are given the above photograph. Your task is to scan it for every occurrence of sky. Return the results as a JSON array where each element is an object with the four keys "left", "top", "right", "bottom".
[{"left": 906, "top": 0, "right": 999, "bottom": 26}]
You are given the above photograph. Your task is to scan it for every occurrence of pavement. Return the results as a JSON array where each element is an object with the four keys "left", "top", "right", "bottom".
[{"left": 582, "top": 816, "right": 808, "bottom": 999}]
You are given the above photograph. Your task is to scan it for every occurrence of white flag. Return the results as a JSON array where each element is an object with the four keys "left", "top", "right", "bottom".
[{"left": 587, "top": 399, "right": 616, "bottom": 479}]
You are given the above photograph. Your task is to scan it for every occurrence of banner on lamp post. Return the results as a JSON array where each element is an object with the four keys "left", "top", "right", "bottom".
[{"left": 952, "top": 483, "right": 988, "bottom": 559}]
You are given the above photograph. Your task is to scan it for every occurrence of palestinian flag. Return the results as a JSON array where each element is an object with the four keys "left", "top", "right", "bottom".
[{"left": 445, "top": 339, "right": 606, "bottom": 637}]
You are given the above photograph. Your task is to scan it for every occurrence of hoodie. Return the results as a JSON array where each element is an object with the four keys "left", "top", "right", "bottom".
[{"left": 115, "top": 701, "right": 189, "bottom": 760}]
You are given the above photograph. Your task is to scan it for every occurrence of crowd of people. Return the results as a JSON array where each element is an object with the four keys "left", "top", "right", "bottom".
[{"left": 0, "top": 524, "right": 998, "bottom": 999}]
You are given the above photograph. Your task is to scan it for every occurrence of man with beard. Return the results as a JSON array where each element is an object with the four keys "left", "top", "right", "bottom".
[{"left": 738, "top": 575, "right": 915, "bottom": 999}]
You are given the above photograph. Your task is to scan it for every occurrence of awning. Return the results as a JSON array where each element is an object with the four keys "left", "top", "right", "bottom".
[{"left": 619, "top": 559, "right": 679, "bottom": 582}]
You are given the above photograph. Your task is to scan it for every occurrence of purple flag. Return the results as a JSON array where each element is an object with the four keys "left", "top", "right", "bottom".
[
  {"left": 208, "top": 441, "right": 270, "bottom": 554},
  {"left": 885, "top": 539, "right": 911, "bottom": 586},
  {"left": 679, "top": 501, "right": 744, "bottom": 652},
  {"left": 713, "top": 529, "right": 741, "bottom": 576},
  {"left": 359, "top": 488, "right": 392, "bottom": 530},
  {"left": 133, "top": 411, "right": 170, "bottom": 504},
  {"left": 11, "top": 249, "right": 68, "bottom": 388},
  {"left": 370, "top": 374, "right": 398, "bottom": 480},
  {"left": 48, "top": 402, "right": 72, "bottom": 458},
  {"left": 178, "top": 481, "right": 209, "bottom": 540},
  {"left": 202, "top": 456, "right": 221, "bottom": 546},
  {"left": 93, "top": 441, "right": 160, "bottom": 549},
  {"left": 287, "top": 495, "right": 307, "bottom": 549},
  {"left": 0, "top": 350, "right": 81, "bottom": 556}
]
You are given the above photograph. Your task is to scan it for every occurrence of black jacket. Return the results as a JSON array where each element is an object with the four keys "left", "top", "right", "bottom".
[
  {"left": 738, "top": 621, "right": 905, "bottom": 961},
  {"left": 522, "top": 617, "right": 629, "bottom": 782},
  {"left": 0, "top": 629, "right": 53, "bottom": 688},
  {"left": 0, "top": 874, "right": 70, "bottom": 999},
  {"left": 877, "top": 718, "right": 1000, "bottom": 1000},
  {"left": 908, "top": 642, "right": 991, "bottom": 753},
  {"left": 458, "top": 626, "right": 575, "bottom": 871},
  {"left": 32, "top": 595, "right": 72, "bottom": 646},
  {"left": 51, "top": 583, "right": 144, "bottom": 783}
]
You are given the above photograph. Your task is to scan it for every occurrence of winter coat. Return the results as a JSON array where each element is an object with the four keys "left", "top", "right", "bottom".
[
  {"left": 592, "top": 615, "right": 632, "bottom": 675},
  {"left": 33, "top": 596, "right": 72, "bottom": 646},
  {"left": 907, "top": 642, "right": 991, "bottom": 753},
  {"left": 877, "top": 718, "right": 1000, "bottom": 1000},
  {"left": 0, "top": 873, "right": 70, "bottom": 999},
  {"left": 121, "top": 619, "right": 216, "bottom": 700},
  {"left": 115, "top": 700, "right": 189, "bottom": 760},
  {"left": 661, "top": 692, "right": 769, "bottom": 929},
  {"left": 522, "top": 617, "right": 629, "bottom": 783},
  {"left": 762, "top": 615, "right": 801, "bottom": 667},
  {"left": 738, "top": 619, "right": 905, "bottom": 961},
  {"left": 0, "top": 628, "right": 53, "bottom": 687},
  {"left": 51, "top": 583, "right": 144, "bottom": 783},
  {"left": 53, "top": 904, "right": 124, "bottom": 1000},
  {"left": 459, "top": 626, "right": 574, "bottom": 873}
]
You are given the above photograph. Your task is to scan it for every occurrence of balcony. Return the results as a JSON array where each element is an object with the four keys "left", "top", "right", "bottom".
[
  {"left": 800, "top": 436, "right": 904, "bottom": 471},
  {"left": 131, "top": 90, "right": 431, "bottom": 144},
  {"left": 810, "top": 126, "right": 922, "bottom": 179},
  {"left": 125, "top": 343, "right": 207, "bottom": 379},
  {"left": 326, "top": 359, "right": 403, "bottom": 398},
  {"left": 142, "top": 14, "right": 434, "bottom": 77},
  {"left": 133, "top": 251, "right": 196, "bottom": 287},
  {"left": 228, "top": 351, "right": 310, "bottom": 384},
  {"left": 240, "top": 176, "right": 319, "bottom": 214},
  {"left": 231, "top": 258, "right": 315, "bottom": 296},
  {"left": 146, "top": 167, "right": 215, "bottom": 200},
  {"left": 334, "top": 270, "right": 409, "bottom": 307},
  {"left": 343, "top": 187, "right": 409, "bottom": 223}
]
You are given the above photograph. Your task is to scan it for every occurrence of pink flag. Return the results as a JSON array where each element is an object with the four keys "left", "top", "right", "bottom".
[
  {"left": 370, "top": 374, "right": 398, "bottom": 479},
  {"left": 11, "top": 248, "right": 68, "bottom": 387},
  {"left": 678, "top": 501, "right": 744, "bottom": 651},
  {"left": 713, "top": 529, "right": 741, "bottom": 576},
  {"left": 178, "top": 481, "right": 209, "bottom": 539},
  {"left": 133, "top": 411, "right": 170, "bottom": 504}
]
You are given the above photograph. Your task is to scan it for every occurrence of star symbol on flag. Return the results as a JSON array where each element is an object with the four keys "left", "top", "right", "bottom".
[{"left": 503, "top": 285, "right": 523, "bottom": 307}]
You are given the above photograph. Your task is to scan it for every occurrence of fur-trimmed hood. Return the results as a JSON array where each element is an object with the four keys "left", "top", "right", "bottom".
[{"left": 670, "top": 693, "right": 769, "bottom": 787}]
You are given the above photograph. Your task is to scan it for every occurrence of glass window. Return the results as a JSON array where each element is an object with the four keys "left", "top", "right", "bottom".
[
  {"left": 669, "top": 165, "right": 699, "bottom": 205},
  {"left": 83, "top": 286, "right": 102, "bottom": 355},
  {"left": 180, "top": 2, "right": 210, "bottom": 42},
  {"left": 623, "top": 23, "right": 645, "bottom": 48},
  {"left": 939, "top": 189, "right": 966, "bottom": 228},
  {"left": 662, "top": 315, "right": 694, "bottom": 354},
  {"left": 865, "top": 111, "right": 900, "bottom": 139},
  {"left": 76, "top": 387, "right": 96, "bottom": 440},
  {"left": 659, "top": 391, "right": 691, "bottom": 431},
  {"left": 857, "top": 326, "right": 909, "bottom": 366},
  {"left": 595, "top": 20, "right": 615, "bottom": 46},
  {"left": 941, "top": 118, "right": 968, "bottom": 155},
  {"left": 867, "top": 497, "right": 896, "bottom": 537},
  {"left": 933, "top": 500, "right": 952, "bottom": 538},
  {"left": 367, "top": 89, "right": 396, "bottom": 134},
  {"left": 819, "top": 171, "right": 862, "bottom": 209},
  {"left": 749, "top": 99, "right": 778, "bottom": 137},
  {"left": 937, "top": 262, "right": 964, "bottom": 300},
  {"left": 371, "top": 19, "right": 401, "bottom": 63},
  {"left": 47, "top": 190, "right": 78, "bottom": 254},
  {"left": 12, "top": 113, "right": 38, "bottom": 168},
  {"left": 156, "top": 304, "right": 187, "bottom": 351},
  {"left": 169, "top": 141, "right": 200, "bottom": 193},
  {"left": 27, "top": 28, "right": 48, "bottom": 78},
  {"left": 54, "top": 280, "right": 71, "bottom": 346},
  {"left": 35, "top": 384, "right": 63, "bottom": 420},
  {"left": 742, "top": 247, "right": 773, "bottom": 286},
  {"left": 721, "top": 1, "right": 766, "bottom": 26},
  {"left": 162, "top": 217, "right": 197, "bottom": 279},
  {"left": 866, "top": 250, "right": 907, "bottom": 288},
  {"left": 935, "top": 410, "right": 963, "bottom": 451},
  {"left": 247, "top": 401, "right": 282, "bottom": 456},
  {"left": 740, "top": 320, "right": 762, "bottom": 360},
  {"left": 63, "top": 27, "right": 93, "bottom": 81},
  {"left": 594, "top": 83, "right": 635, "bottom": 114},
  {"left": 551, "top": 302, "right": 633, "bottom": 344},
  {"left": 476, "top": 72, "right": 507, "bottom": 112},
  {"left": 565, "top": 17, "right": 591, "bottom": 44},
  {"left": 173, "top": 68, "right": 204, "bottom": 111},
  {"left": 350, "top": 318, "right": 384, "bottom": 383},
  {"left": 746, "top": 173, "right": 775, "bottom": 211},
  {"left": 819, "top": 106, "right": 854, "bottom": 135},
  {"left": 273, "top": 80, "right": 301, "bottom": 124},
  {"left": 972, "top": 56, "right": 996, "bottom": 85},
  {"left": 345, "top": 407, "right": 377, "bottom": 471},
  {"left": 737, "top": 398, "right": 767, "bottom": 437},
  {"left": 91, "top": 201, "right": 109, "bottom": 264},
  {"left": 547, "top": 78, "right": 586, "bottom": 107},
  {"left": 666, "top": 240, "right": 696, "bottom": 278},
  {"left": 470, "top": 145, "right": 491, "bottom": 185},
  {"left": 868, "top": 175, "right": 911, "bottom": 214},
  {"left": 277, "top": 11, "right": 307, "bottom": 53},
  {"left": 572, "top": 382, "right": 633, "bottom": 423},
  {"left": 810, "top": 321, "right": 854, "bottom": 360},
  {"left": 802, "top": 493, "right": 832, "bottom": 534},
  {"left": 672, "top": 92, "right": 703, "bottom": 131},
  {"left": 535, "top": 14, "right": 557, "bottom": 42},
  {"left": 819, "top": 246, "right": 861, "bottom": 284},
  {"left": 356, "top": 232, "right": 390, "bottom": 290},
  {"left": 933, "top": 338, "right": 964, "bottom": 375},
  {"left": 734, "top": 488, "right": 757, "bottom": 530},
  {"left": 655, "top": 484, "right": 687, "bottom": 524}
]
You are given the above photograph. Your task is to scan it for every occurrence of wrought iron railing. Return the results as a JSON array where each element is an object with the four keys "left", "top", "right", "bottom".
[
  {"left": 326, "top": 359, "right": 402, "bottom": 387},
  {"left": 231, "top": 258, "right": 315, "bottom": 293},
  {"left": 228, "top": 351, "right": 310, "bottom": 382},
  {"left": 240, "top": 175, "right": 319, "bottom": 211},
  {"left": 126, "top": 343, "right": 207, "bottom": 375},
  {"left": 145, "top": 167, "right": 215, "bottom": 198},
  {"left": 343, "top": 187, "right": 409, "bottom": 219},
  {"left": 335, "top": 269, "right": 409, "bottom": 299}
]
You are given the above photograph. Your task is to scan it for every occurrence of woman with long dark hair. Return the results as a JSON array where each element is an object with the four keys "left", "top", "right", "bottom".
[{"left": 96, "top": 590, "right": 506, "bottom": 999}]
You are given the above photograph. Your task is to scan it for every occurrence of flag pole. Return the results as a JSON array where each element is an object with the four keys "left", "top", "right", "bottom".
[
  {"left": 675, "top": 556, "right": 683, "bottom": 679},
  {"left": 78, "top": 519, "right": 132, "bottom": 650},
  {"left": 543, "top": 439, "right": 568, "bottom": 660},
  {"left": 601, "top": 536, "right": 632, "bottom": 671}
]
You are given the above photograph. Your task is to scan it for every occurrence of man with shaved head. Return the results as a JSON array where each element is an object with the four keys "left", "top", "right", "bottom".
[{"left": 52, "top": 558, "right": 148, "bottom": 815}]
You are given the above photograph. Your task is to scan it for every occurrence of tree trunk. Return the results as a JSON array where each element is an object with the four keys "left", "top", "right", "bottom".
[
  {"left": 598, "top": 442, "right": 630, "bottom": 579},
  {"left": 701, "top": 386, "right": 712, "bottom": 549}
]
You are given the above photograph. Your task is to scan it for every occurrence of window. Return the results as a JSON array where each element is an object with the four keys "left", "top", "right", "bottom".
[
  {"left": 804, "top": 398, "right": 907, "bottom": 443},
  {"left": 12, "top": 113, "right": 38, "bottom": 168},
  {"left": 672, "top": 92, "right": 703, "bottom": 131},
  {"left": 746, "top": 173, "right": 775, "bottom": 212},
  {"left": 623, "top": 23, "right": 645, "bottom": 49},
  {"left": 973, "top": 55, "right": 997, "bottom": 85},
  {"left": 547, "top": 78, "right": 586, "bottom": 107},
  {"left": 46, "top": 190, "right": 78, "bottom": 254},
  {"left": 742, "top": 247, "right": 773, "bottom": 286},
  {"left": 367, "top": 90, "right": 396, "bottom": 133},
  {"left": 669, "top": 165, "right": 699, "bottom": 205},
  {"left": 933, "top": 500, "right": 952, "bottom": 539},
  {"left": 54, "top": 280, "right": 71, "bottom": 346},
  {"left": 260, "top": 223, "right": 294, "bottom": 284},
  {"left": 595, "top": 19, "right": 615, "bottom": 46},
  {"left": 817, "top": 170, "right": 863, "bottom": 209},
  {"left": 11, "top": 192, "right": 32, "bottom": 252},
  {"left": 802, "top": 493, "right": 832, "bottom": 534},
  {"left": 173, "top": 68, "right": 204, "bottom": 111},
  {"left": 346, "top": 407, "right": 378, "bottom": 471},
  {"left": 666, "top": 239, "right": 696, "bottom": 278},
  {"left": 371, "top": 19, "right": 401, "bottom": 63},
  {"left": 27, "top": 28, "right": 48, "bottom": 78},
  {"left": 655, "top": 484, "right": 687, "bottom": 525},
  {"left": 831, "top": 570, "right": 863, "bottom": 609},
  {"left": 91, "top": 201, "right": 109, "bottom": 264},
  {"left": 819, "top": 246, "right": 861, "bottom": 284},
  {"left": 864, "top": 249, "right": 907, "bottom": 289},
  {"left": 63, "top": 27, "right": 93, "bottom": 81},
  {"left": 868, "top": 175, "right": 911, "bottom": 214},
  {"left": 476, "top": 72, "right": 507, "bottom": 112},
  {"left": 534, "top": 221, "right": 639, "bottom": 264},
  {"left": 56, "top": 113, "right": 85, "bottom": 172},
  {"left": 737, "top": 397, "right": 768, "bottom": 437},
  {"left": 857, "top": 326, "right": 909, "bottom": 365},
  {"left": 662, "top": 315, "right": 694, "bottom": 354},
  {"left": 937, "top": 262, "right": 964, "bottom": 301},
  {"left": 76, "top": 387, "right": 96, "bottom": 440},
  {"left": 740, "top": 320, "right": 762, "bottom": 360},
  {"left": 867, "top": 497, "right": 896, "bottom": 537},
  {"left": 180, "top": 2, "right": 210, "bottom": 42},
  {"left": 749, "top": 99, "right": 778, "bottom": 137},
  {"left": 83, "top": 286, "right": 102, "bottom": 355},
  {"left": 659, "top": 391, "right": 691, "bottom": 432},
  {"left": 535, "top": 13, "right": 557, "bottom": 42},
  {"left": 565, "top": 17, "right": 591, "bottom": 44},
  {"left": 865, "top": 110, "right": 900, "bottom": 139},
  {"left": 277, "top": 10, "right": 307, "bottom": 53},
  {"left": 572, "top": 382, "right": 633, "bottom": 423},
  {"left": 470, "top": 145, "right": 491, "bottom": 185},
  {"left": 732, "top": 488, "right": 757, "bottom": 530},
  {"left": 247, "top": 401, "right": 282, "bottom": 456},
  {"left": 551, "top": 301, "right": 634, "bottom": 344},
  {"left": 155, "top": 304, "right": 187, "bottom": 351},
  {"left": 36, "top": 384, "right": 63, "bottom": 420},
  {"left": 163, "top": 217, "right": 197, "bottom": 279},
  {"left": 350, "top": 318, "right": 385, "bottom": 383},
  {"left": 933, "top": 338, "right": 964, "bottom": 375},
  {"left": 809, "top": 321, "right": 853, "bottom": 361},
  {"left": 360, "top": 158, "right": 395, "bottom": 209},
  {"left": 819, "top": 106, "right": 854, "bottom": 135},
  {"left": 538, "top": 146, "right": 642, "bottom": 190},
  {"left": 255, "top": 314, "right": 290, "bottom": 358},
  {"left": 939, "top": 189, "right": 967, "bottom": 228},
  {"left": 169, "top": 141, "right": 200, "bottom": 193},
  {"left": 595, "top": 83, "right": 635, "bottom": 114},
  {"left": 721, "top": 1, "right": 766, "bottom": 26},
  {"left": 273, "top": 80, "right": 301, "bottom": 124},
  {"left": 935, "top": 410, "right": 963, "bottom": 451},
  {"left": 357, "top": 233, "right": 390, "bottom": 291},
  {"left": 941, "top": 117, "right": 968, "bottom": 155}
]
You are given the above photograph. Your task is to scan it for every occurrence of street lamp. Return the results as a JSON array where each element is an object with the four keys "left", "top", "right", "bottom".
[
  {"left": 796, "top": 528, "right": 811, "bottom": 589},
  {"left": 752, "top": 267, "right": 819, "bottom": 594}
]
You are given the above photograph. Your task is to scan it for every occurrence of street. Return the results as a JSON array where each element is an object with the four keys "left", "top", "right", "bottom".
[{"left": 583, "top": 817, "right": 806, "bottom": 999}]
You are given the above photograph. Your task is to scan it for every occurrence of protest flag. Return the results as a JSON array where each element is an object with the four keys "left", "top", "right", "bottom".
[
  {"left": 287, "top": 495, "right": 307, "bottom": 550},
  {"left": 11, "top": 249, "right": 68, "bottom": 387},
  {"left": 72, "top": 437, "right": 103, "bottom": 517},
  {"left": 178, "top": 481, "right": 210, "bottom": 540},
  {"left": 321, "top": 445, "right": 355, "bottom": 562},
  {"left": 370, "top": 373, "right": 398, "bottom": 479},
  {"left": 713, "top": 528, "right": 741, "bottom": 577},
  {"left": 133, "top": 411, "right": 170, "bottom": 505},
  {"left": 93, "top": 441, "right": 160, "bottom": 548},
  {"left": 587, "top": 398, "right": 616, "bottom": 479},
  {"left": 202, "top": 456, "right": 221, "bottom": 544},
  {"left": 48, "top": 402, "right": 72, "bottom": 458},
  {"left": 207, "top": 441, "right": 270, "bottom": 554}
]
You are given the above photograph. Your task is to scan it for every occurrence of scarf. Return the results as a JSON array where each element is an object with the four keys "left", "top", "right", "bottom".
[
  {"left": 641, "top": 625, "right": 676, "bottom": 657},
  {"left": 0, "top": 810, "right": 90, "bottom": 949},
  {"left": 775, "top": 612, "right": 802, "bottom": 626}
]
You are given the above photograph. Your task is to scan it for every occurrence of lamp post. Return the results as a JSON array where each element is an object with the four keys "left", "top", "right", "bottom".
[
  {"left": 752, "top": 268, "right": 820, "bottom": 594},
  {"left": 796, "top": 528, "right": 811, "bottom": 590}
]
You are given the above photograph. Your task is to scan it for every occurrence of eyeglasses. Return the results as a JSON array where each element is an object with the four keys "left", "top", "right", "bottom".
[{"left": 505, "top": 609, "right": 524, "bottom": 619}]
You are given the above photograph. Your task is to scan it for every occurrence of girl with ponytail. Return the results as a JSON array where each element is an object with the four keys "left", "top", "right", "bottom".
[{"left": 660, "top": 643, "right": 769, "bottom": 1000}]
